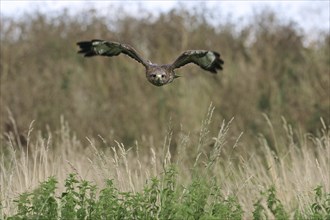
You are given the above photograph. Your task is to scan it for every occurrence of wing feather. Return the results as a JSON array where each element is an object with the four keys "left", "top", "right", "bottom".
[
  {"left": 171, "top": 50, "right": 224, "bottom": 73},
  {"left": 77, "top": 39, "right": 149, "bottom": 67}
]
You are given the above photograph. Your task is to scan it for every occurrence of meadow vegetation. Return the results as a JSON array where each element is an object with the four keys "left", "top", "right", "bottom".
[
  {"left": 0, "top": 4, "right": 329, "bottom": 219},
  {"left": 1, "top": 107, "right": 329, "bottom": 219}
]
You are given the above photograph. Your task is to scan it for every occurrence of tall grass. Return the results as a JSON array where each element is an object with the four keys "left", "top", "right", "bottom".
[{"left": 1, "top": 105, "right": 329, "bottom": 219}]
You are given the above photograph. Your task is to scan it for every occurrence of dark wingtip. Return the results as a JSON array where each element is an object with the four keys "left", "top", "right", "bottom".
[
  {"left": 207, "top": 51, "right": 224, "bottom": 74},
  {"left": 212, "top": 51, "right": 220, "bottom": 57},
  {"left": 77, "top": 41, "right": 92, "bottom": 47},
  {"left": 76, "top": 40, "right": 96, "bottom": 56}
]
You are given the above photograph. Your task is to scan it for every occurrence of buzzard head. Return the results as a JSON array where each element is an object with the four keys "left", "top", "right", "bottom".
[{"left": 146, "top": 66, "right": 173, "bottom": 86}]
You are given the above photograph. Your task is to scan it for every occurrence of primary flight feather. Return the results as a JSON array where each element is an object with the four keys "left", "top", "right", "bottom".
[{"left": 77, "top": 39, "right": 224, "bottom": 86}]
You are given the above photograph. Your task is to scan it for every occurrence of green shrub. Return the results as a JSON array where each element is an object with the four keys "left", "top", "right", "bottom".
[{"left": 9, "top": 177, "right": 58, "bottom": 219}]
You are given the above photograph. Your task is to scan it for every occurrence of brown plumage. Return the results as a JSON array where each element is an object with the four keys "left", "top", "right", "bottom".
[{"left": 77, "top": 39, "right": 224, "bottom": 86}]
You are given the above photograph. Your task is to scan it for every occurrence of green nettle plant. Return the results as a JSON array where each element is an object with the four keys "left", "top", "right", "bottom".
[
  {"left": 266, "top": 186, "right": 289, "bottom": 220},
  {"left": 6, "top": 171, "right": 329, "bottom": 219},
  {"left": 9, "top": 177, "right": 58, "bottom": 219}
]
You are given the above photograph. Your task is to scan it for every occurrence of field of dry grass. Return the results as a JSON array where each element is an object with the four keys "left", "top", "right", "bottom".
[
  {"left": 1, "top": 105, "right": 329, "bottom": 218},
  {"left": 0, "top": 5, "right": 329, "bottom": 219}
]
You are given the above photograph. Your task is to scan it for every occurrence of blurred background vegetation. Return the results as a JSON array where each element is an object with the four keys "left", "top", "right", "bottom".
[{"left": 0, "top": 4, "right": 329, "bottom": 152}]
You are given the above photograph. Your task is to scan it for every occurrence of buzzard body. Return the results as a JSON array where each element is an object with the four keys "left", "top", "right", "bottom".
[{"left": 77, "top": 39, "right": 224, "bottom": 86}]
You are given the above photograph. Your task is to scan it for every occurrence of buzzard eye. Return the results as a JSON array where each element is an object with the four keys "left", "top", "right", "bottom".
[
  {"left": 161, "top": 75, "right": 165, "bottom": 78},
  {"left": 151, "top": 74, "right": 156, "bottom": 78}
]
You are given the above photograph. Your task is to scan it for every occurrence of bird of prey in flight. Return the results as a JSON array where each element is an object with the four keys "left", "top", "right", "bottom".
[{"left": 77, "top": 40, "right": 224, "bottom": 86}]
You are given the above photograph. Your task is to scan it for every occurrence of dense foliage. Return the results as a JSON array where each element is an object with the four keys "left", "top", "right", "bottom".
[
  {"left": 4, "top": 171, "right": 329, "bottom": 219},
  {"left": 1, "top": 6, "right": 329, "bottom": 150}
]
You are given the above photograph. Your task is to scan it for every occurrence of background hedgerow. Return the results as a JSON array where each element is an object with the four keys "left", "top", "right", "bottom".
[{"left": 0, "top": 6, "right": 329, "bottom": 149}]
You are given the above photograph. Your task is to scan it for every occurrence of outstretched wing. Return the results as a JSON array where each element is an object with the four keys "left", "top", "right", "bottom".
[
  {"left": 77, "top": 39, "right": 149, "bottom": 67},
  {"left": 171, "top": 50, "right": 224, "bottom": 73}
]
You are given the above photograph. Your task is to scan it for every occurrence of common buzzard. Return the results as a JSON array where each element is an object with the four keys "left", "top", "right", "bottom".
[{"left": 77, "top": 40, "right": 224, "bottom": 86}]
